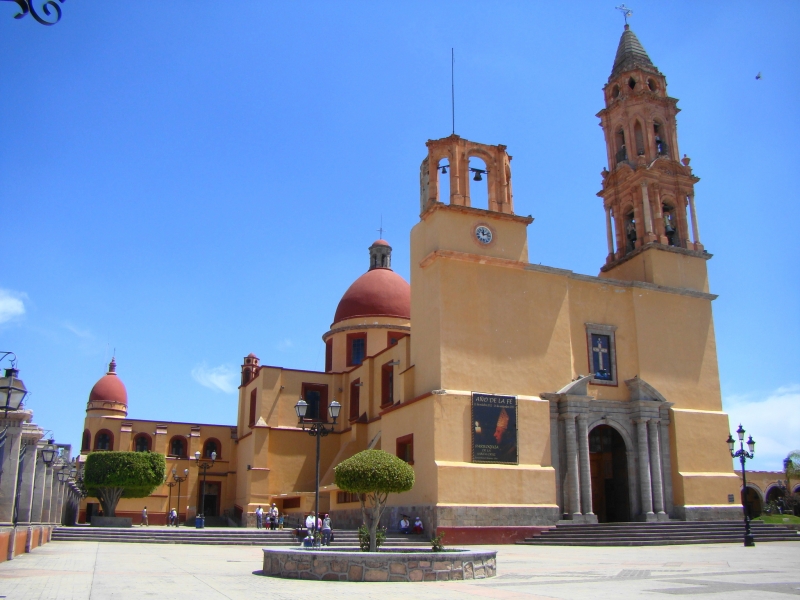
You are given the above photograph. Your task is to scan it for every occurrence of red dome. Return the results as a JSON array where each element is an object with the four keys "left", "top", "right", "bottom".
[
  {"left": 88, "top": 359, "right": 128, "bottom": 406},
  {"left": 372, "top": 239, "right": 390, "bottom": 247},
  {"left": 333, "top": 268, "right": 410, "bottom": 324}
]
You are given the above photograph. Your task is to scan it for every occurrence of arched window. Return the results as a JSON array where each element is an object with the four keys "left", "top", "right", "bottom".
[
  {"left": 203, "top": 439, "right": 220, "bottom": 459},
  {"left": 624, "top": 209, "right": 637, "bottom": 254},
  {"left": 615, "top": 128, "right": 627, "bottom": 164},
  {"left": 662, "top": 202, "right": 678, "bottom": 246},
  {"left": 133, "top": 433, "right": 152, "bottom": 452},
  {"left": 468, "top": 155, "right": 489, "bottom": 209},
  {"left": 169, "top": 436, "right": 187, "bottom": 457},
  {"left": 94, "top": 430, "right": 114, "bottom": 451},
  {"left": 653, "top": 122, "right": 669, "bottom": 157},
  {"left": 81, "top": 430, "right": 91, "bottom": 452}
]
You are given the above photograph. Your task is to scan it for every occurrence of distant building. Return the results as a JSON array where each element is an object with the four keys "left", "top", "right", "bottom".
[{"left": 80, "top": 25, "right": 749, "bottom": 529}]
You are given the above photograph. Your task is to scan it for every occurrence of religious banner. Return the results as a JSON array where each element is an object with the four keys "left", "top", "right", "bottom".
[{"left": 471, "top": 392, "right": 518, "bottom": 465}]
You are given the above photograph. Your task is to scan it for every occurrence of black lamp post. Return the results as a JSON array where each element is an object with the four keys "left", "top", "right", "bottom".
[
  {"left": 294, "top": 396, "right": 341, "bottom": 546},
  {"left": 727, "top": 424, "right": 756, "bottom": 547},
  {"left": 0, "top": 352, "right": 28, "bottom": 415},
  {"left": 41, "top": 441, "right": 57, "bottom": 466},
  {"left": 172, "top": 467, "right": 188, "bottom": 526},
  {"left": 195, "top": 450, "right": 216, "bottom": 522}
]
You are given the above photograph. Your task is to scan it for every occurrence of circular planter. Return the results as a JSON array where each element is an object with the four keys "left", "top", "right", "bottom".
[{"left": 262, "top": 547, "right": 496, "bottom": 582}]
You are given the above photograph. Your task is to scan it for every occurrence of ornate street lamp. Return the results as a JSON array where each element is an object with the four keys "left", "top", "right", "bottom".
[
  {"left": 172, "top": 467, "right": 189, "bottom": 526},
  {"left": 195, "top": 451, "right": 216, "bottom": 526},
  {"left": 3, "top": 0, "right": 66, "bottom": 26},
  {"left": 294, "top": 396, "right": 341, "bottom": 546},
  {"left": 0, "top": 352, "right": 28, "bottom": 415},
  {"left": 727, "top": 424, "right": 756, "bottom": 547},
  {"left": 41, "top": 441, "right": 57, "bottom": 466},
  {"left": 165, "top": 479, "right": 178, "bottom": 525}
]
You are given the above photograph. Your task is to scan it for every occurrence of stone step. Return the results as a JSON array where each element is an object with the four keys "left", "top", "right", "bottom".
[{"left": 518, "top": 521, "right": 800, "bottom": 546}]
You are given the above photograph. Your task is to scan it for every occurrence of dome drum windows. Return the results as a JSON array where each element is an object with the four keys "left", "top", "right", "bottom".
[
  {"left": 133, "top": 433, "right": 152, "bottom": 452},
  {"left": 169, "top": 436, "right": 187, "bottom": 458},
  {"left": 93, "top": 429, "right": 114, "bottom": 451},
  {"left": 203, "top": 439, "right": 221, "bottom": 460}
]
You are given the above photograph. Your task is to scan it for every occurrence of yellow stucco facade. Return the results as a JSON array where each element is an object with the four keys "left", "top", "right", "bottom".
[{"left": 79, "top": 25, "right": 742, "bottom": 528}]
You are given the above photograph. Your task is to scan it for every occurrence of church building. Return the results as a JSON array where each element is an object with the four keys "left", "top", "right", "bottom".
[{"left": 78, "top": 25, "right": 742, "bottom": 529}]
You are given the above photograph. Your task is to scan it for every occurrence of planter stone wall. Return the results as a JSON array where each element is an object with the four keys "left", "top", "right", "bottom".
[
  {"left": 262, "top": 547, "right": 497, "bottom": 582},
  {"left": 91, "top": 517, "right": 132, "bottom": 528}
]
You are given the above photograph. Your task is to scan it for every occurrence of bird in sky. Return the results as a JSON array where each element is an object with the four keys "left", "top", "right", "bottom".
[{"left": 756, "top": 72, "right": 763, "bottom": 80}]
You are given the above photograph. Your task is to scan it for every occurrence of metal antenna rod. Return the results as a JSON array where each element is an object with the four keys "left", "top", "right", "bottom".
[{"left": 451, "top": 48, "right": 455, "bottom": 135}]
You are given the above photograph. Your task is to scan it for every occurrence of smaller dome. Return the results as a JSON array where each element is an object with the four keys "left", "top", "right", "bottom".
[
  {"left": 372, "top": 239, "right": 390, "bottom": 247},
  {"left": 88, "top": 358, "right": 128, "bottom": 406}
]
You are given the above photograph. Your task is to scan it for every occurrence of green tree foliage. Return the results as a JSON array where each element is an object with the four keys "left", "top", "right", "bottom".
[
  {"left": 785, "top": 450, "right": 800, "bottom": 488},
  {"left": 84, "top": 451, "right": 165, "bottom": 517},
  {"left": 334, "top": 450, "right": 414, "bottom": 551}
]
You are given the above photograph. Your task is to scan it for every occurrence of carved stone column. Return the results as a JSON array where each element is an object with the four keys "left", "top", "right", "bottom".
[
  {"left": 40, "top": 464, "right": 53, "bottom": 523},
  {"left": 605, "top": 207, "right": 615, "bottom": 257},
  {"left": 30, "top": 449, "right": 47, "bottom": 523},
  {"left": 688, "top": 194, "right": 702, "bottom": 247},
  {"left": 14, "top": 444, "right": 37, "bottom": 524},
  {"left": 641, "top": 182, "right": 656, "bottom": 242},
  {"left": 562, "top": 415, "right": 582, "bottom": 519},
  {"left": 577, "top": 415, "right": 594, "bottom": 519},
  {"left": 647, "top": 420, "right": 666, "bottom": 516},
  {"left": 0, "top": 413, "right": 30, "bottom": 524},
  {"left": 636, "top": 419, "right": 654, "bottom": 519}
]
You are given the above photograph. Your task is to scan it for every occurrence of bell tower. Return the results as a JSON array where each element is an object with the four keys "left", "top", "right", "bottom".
[{"left": 597, "top": 25, "right": 708, "bottom": 292}]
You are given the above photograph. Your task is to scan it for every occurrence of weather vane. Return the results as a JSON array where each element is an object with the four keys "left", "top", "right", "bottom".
[
  {"left": 2, "top": 0, "right": 66, "bottom": 26},
  {"left": 615, "top": 4, "right": 633, "bottom": 25}
]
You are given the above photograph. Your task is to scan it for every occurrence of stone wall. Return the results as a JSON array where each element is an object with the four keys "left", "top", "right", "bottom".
[
  {"left": 262, "top": 548, "right": 497, "bottom": 582},
  {"left": 329, "top": 504, "right": 559, "bottom": 531}
]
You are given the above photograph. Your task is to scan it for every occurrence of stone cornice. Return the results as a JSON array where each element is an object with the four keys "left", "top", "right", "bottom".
[
  {"left": 419, "top": 247, "right": 717, "bottom": 301},
  {"left": 420, "top": 201, "right": 534, "bottom": 225},
  {"left": 321, "top": 323, "right": 410, "bottom": 343}
]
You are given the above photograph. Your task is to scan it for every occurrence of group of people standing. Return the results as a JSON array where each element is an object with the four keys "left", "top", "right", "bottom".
[
  {"left": 305, "top": 512, "right": 333, "bottom": 546},
  {"left": 254, "top": 504, "right": 283, "bottom": 530}
]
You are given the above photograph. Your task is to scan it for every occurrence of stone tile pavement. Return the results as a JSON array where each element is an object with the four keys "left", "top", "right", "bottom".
[{"left": 0, "top": 540, "right": 797, "bottom": 599}]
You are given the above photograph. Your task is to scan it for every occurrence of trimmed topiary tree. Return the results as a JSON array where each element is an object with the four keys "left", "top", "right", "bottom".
[
  {"left": 334, "top": 449, "right": 414, "bottom": 551},
  {"left": 84, "top": 451, "right": 166, "bottom": 517}
]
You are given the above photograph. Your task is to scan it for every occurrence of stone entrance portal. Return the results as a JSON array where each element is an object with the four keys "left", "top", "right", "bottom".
[{"left": 589, "top": 425, "right": 631, "bottom": 522}]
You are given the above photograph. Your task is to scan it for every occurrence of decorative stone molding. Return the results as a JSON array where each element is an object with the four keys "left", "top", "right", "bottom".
[{"left": 262, "top": 548, "right": 497, "bottom": 581}]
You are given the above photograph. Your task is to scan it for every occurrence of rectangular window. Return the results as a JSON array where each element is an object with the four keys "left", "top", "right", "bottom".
[
  {"left": 336, "top": 491, "right": 361, "bottom": 504},
  {"left": 396, "top": 434, "right": 414, "bottom": 465},
  {"left": 248, "top": 389, "right": 257, "bottom": 428},
  {"left": 301, "top": 382, "right": 329, "bottom": 422},
  {"left": 381, "top": 362, "right": 394, "bottom": 407},
  {"left": 349, "top": 378, "right": 361, "bottom": 421},
  {"left": 347, "top": 333, "right": 367, "bottom": 367},
  {"left": 325, "top": 339, "right": 333, "bottom": 372},
  {"left": 585, "top": 323, "right": 618, "bottom": 386},
  {"left": 387, "top": 331, "right": 407, "bottom": 346}
]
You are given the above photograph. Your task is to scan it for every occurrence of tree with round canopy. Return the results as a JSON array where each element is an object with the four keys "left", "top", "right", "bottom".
[
  {"left": 84, "top": 451, "right": 165, "bottom": 517},
  {"left": 334, "top": 449, "right": 414, "bottom": 551}
]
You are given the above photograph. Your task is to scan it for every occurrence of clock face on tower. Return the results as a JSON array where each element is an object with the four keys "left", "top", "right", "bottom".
[{"left": 475, "top": 225, "right": 493, "bottom": 245}]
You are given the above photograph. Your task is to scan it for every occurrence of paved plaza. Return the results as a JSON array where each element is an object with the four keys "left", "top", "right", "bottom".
[{"left": 0, "top": 539, "right": 798, "bottom": 599}]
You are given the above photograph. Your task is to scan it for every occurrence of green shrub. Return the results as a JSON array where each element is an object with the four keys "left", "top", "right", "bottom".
[
  {"left": 84, "top": 451, "right": 165, "bottom": 517},
  {"left": 358, "top": 525, "right": 386, "bottom": 551},
  {"left": 430, "top": 531, "right": 446, "bottom": 552}
]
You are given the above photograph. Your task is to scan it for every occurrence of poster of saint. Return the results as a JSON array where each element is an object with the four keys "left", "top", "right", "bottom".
[{"left": 471, "top": 392, "right": 518, "bottom": 464}]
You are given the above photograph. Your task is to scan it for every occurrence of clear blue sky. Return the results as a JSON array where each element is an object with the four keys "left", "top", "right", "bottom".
[{"left": 2, "top": 1, "right": 798, "bottom": 471}]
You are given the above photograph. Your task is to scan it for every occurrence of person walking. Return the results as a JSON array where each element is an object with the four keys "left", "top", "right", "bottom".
[
  {"left": 255, "top": 506, "right": 263, "bottom": 529},
  {"left": 141, "top": 507, "right": 148, "bottom": 527},
  {"left": 169, "top": 508, "right": 177, "bottom": 527},
  {"left": 321, "top": 513, "right": 332, "bottom": 546}
]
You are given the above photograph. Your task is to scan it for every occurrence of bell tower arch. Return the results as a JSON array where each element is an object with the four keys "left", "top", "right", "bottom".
[{"left": 597, "top": 25, "right": 709, "bottom": 292}]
